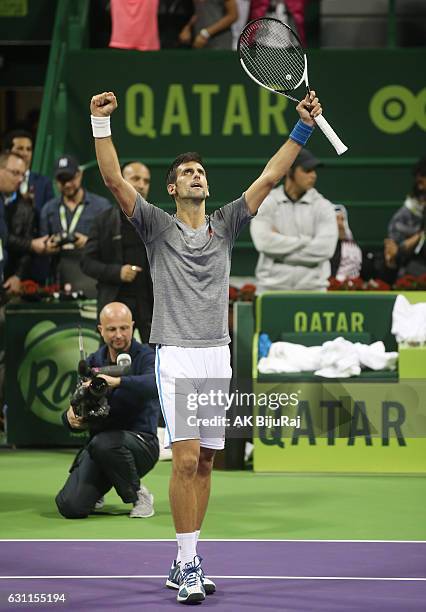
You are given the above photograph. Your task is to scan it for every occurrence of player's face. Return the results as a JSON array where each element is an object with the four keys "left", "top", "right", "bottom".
[
  {"left": 11, "top": 137, "right": 33, "bottom": 169},
  {"left": 169, "top": 162, "right": 209, "bottom": 202},
  {"left": 293, "top": 166, "right": 317, "bottom": 192},
  {"left": 99, "top": 315, "right": 134, "bottom": 354},
  {"left": 122, "top": 163, "right": 151, "bottom": 199},
  {"left": 0, "top": 155, "right": 26, "bottom": 193}
]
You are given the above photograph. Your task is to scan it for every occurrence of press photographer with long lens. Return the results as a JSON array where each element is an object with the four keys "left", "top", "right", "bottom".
[{"left": 55, "top": 302, "right": 160, "bottom": 519}]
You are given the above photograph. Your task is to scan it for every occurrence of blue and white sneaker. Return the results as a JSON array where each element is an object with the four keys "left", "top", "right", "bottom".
[
  {"left": 166, "top": 559, "right": 216, "bottom": 595},
  {"left": 177, "top": 556, "right": 205, "bottom": 604}
]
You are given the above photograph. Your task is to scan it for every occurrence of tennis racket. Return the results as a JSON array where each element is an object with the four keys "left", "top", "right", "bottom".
[{"left": 238, "top": 18, "right": 348, "bottom": 155}]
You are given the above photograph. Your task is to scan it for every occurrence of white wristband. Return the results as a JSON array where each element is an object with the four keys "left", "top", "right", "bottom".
[{"left": 91, "top": 115, "right": 111, "bottom": 138}]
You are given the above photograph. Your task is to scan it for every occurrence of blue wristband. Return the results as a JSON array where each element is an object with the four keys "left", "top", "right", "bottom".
[{"left": 289, "top": 120, "right": 314, "bottom": 146}]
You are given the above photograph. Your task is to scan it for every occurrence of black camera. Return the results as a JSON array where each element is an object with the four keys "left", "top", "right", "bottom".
[
  {"left": 70, "top": 376, "right": 110, "bottom": 419},
  {"left": 70, "top": 355, "right": 132, "bottom": 421},
  {"left": 51, "top": 231, "right": 77, "bottom": 248},
  {"left": 70, "top": 375, "right": 110, "bottom": 420}
]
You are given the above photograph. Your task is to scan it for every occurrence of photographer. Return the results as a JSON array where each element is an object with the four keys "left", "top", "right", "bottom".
[
  {"left": 55, "top": 302, "right": 160, "bottom": 519},
  {"left": 40, "top": 154, "right": 111, "bottom": 296}
]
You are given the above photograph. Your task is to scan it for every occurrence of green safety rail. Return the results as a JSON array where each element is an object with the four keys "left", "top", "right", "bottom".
[{"left": 31, "top": 0, "right": 89, "bottom": 177}]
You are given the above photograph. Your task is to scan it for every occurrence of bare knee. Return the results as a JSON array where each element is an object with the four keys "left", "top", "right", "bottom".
[{"left": 173, "top": 452, "right": 199, "bottom": 479}]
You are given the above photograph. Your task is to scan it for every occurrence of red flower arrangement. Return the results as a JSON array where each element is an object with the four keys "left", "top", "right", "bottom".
[
  {"left": 20, "top": 280, "right": 39, "bottom": 295},
  {"left": 229, "top": 283, "right": 257, "bottom": 303},
  {"left": 329, "top": 274, "right": 426, "bottom": 291},
  {"left": 239, "top": 283, "right": 256, "bottom": 301},
  {"left": 328, "top": 277, "right": 365, "bottom": 291},
  {"left": 393, "top": 273, "right": 426, "bottom": 291},
  {"left": 229, "top": 286, "right": 240, "bottom": 303},
  {"left": 364, "top": 278, "right": 392, "bottom": 291},
  {"left": 20, "top": 280, "right": 60, "bottom": 300}
]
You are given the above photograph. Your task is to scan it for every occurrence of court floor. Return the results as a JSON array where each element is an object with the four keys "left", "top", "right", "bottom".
[{"left": 1, "top": 539, "right": 425, "bottom": 611}]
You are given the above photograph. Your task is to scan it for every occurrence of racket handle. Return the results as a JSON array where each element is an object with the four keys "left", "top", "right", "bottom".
[{"left": 314, "top": 114, "right": 348, "bottom": 156}]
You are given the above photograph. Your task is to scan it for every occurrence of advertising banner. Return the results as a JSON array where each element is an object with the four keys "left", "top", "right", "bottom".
[
  {"left": 5, "top": 302, "right": 99, "bottom": 446},
  {"left": 252, "top": 380, "right": 426, "bottom": 473}
]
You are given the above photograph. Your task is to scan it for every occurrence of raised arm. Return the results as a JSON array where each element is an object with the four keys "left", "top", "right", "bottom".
[
  {"left": 90, "top": 92, "right": 137, "bottom": 216},
  {"left": 245, "top": 92, "right": 322, "bottom": 215}
]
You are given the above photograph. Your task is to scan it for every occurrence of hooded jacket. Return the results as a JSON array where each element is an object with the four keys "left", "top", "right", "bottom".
[{"left": 250, "top": 185, "right": 338, "bottom": 292}]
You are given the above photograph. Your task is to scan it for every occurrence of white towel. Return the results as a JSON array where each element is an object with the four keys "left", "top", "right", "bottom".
[
  {"left": 391, "top": 294, "right": 426, "bottom": 344},
  {"left": 258, "top": 337, "right": 398, "bottom": 378}
]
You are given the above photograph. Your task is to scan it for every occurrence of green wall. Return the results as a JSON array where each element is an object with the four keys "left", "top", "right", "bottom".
[{"left": 59, "top": 49, "right": 425, "bottom": 274}]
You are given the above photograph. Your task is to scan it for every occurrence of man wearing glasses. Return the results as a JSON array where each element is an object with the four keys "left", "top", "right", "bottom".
[{"left": 0, "top": 151, "right": 26, "bottom": 289}]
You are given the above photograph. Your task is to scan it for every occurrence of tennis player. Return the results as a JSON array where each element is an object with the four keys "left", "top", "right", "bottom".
[{"left": 90, "top": 89, "right": 322, "bottom": 604}]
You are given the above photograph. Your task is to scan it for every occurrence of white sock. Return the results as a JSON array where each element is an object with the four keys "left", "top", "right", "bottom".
[
  {"left": 195, "top": 529, "right": 200, "bottom": 545},
  {"left": 176, "top": 532, "right": 197, "bottom": 567}
]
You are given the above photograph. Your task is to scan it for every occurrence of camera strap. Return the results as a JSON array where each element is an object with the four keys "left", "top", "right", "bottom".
[{"left": 59, "top": 203, "right": 85, "bottom": 235}]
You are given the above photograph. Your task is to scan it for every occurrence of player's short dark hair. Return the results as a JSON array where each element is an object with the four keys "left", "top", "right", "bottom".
[
  {"left": 413, "top": 156, "right": 426, "bottom": 178},
  {"left": 166, "top": 152, "right": 204, "bottom": 186},
  {"left": 3, "top": 129, "right": 34, "bottom": 151}
]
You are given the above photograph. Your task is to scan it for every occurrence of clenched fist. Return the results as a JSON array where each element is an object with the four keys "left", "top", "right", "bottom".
[
  {"left": 296, "top": 90, "right": 322, "bottom": 127},
  {"left": 90, "top": 92, "right": 118, "bottom": 117}
]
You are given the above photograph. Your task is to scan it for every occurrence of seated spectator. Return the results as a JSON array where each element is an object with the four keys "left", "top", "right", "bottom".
[
  {"left": 250, "top": 148, "right": 338, "bottom": 292},
  {"left": 109, "top": 0, "right": 160, "bottom": 51},
  {"left": 384, "top": 156, "right": 426, "bottom": 278},
  {"left": 179, "top": 0, "right": 238, "bottom": 49},
  {"left": 0, "top": 151, "right": 24, "bottom": 293},
  {"left": 0, "top": 151, "right": 25, "bottom": 418},
  {"left": 1, "top": 153, "right": 26, "bottom": 296},
  {"left": 158, "top": 0, "right": 194, "bottom": 49},
  {"left": 4, "top": 129, "right": 55, "bottom": 284},
  {"left": 40, "top": 155, "right": 111, "bottom": 297},
  {"left": 81, "top": 161, "right": 154, "bottom": 343},
  {"left": 1, "top": 160, "right": 57, "bottom": 295},
  {"left": 330, "top": 204, "right": 362, "bottom": 281}
]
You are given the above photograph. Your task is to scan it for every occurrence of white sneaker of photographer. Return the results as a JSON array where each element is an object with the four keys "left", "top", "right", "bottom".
[
  {"left": 94, "top": 496, "right": 105, "bottom": 510},
  {"left": 129, "top": 485, "right": 154, "bottom": 518}
]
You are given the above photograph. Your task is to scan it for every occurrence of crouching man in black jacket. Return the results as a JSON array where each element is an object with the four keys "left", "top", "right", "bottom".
[{"left": 56, "top": 302, "right": 160, "bottom": 519}]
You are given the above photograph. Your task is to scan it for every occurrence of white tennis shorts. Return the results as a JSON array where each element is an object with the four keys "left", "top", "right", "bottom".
[{"left": 155, "top": 345, "right": 232, "bottom": 450}]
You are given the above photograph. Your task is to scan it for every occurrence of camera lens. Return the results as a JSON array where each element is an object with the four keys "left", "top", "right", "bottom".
[{"left": 89, "top": 376, "right": 108, "bottom": 398}]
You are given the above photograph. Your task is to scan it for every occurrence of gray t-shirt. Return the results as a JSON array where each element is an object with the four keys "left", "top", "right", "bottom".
[{"left": 129, "top": 193, "right": 252, "bottom": 347}]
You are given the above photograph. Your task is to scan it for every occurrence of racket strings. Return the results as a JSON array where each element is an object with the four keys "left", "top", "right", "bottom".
[
  {"left": 239, "top": 22, "right": 305, "bottom": 93},
  {"left": 241, "top": 37, "right": 305, "bottom": 89},
  {"left": 242, "top": 46, "right": 303, "bottom": 92}
]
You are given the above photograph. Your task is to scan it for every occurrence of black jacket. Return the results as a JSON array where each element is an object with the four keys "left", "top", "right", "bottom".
[
  {"left": 80, "top": 207, "right": 154, "bottom": 315},
  {"left": 0, "top": 194, "right": 7, "bottom": 283},
  {"left": 5, "top": 194, "right": 36, "bottom": 279}
]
